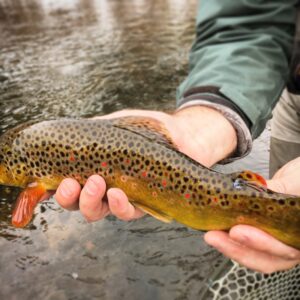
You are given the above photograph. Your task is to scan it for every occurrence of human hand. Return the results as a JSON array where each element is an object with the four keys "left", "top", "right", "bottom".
[
  {"left": 55, "top": 106, "right": 237, "bottom": 222},
  {"left": 204, "top": 157, "right": 300, "bottom": 274}
]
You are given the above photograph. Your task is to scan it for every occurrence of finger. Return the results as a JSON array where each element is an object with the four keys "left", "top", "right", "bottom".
[
  {"left": 267, "top": 177, "right": 300, "bottom": 196},
  {"left": 204, "top": 231, "right": 299, "bottom": 273},
  {"left": 55, "top": 178, "right": 81, "bottom": 210},
  {"left": 108, "top": 188, "right": 145, "bottom": 221},
  {"left": 229, "top": 225, "right": 300, "bottom": 260},
  {"left": 272, "top": 157, "right": 300, "bottom": 180},
  {"left": 79, "top": 175, "right": 109, "bottom": 222}
]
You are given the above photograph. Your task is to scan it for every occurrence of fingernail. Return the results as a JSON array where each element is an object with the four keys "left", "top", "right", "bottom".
[
  {"left": 61, "top": 185, "right": 73, "bottom": 198},
  {"left": 85, "top": 178, "right": 99, "bottom": 196}
]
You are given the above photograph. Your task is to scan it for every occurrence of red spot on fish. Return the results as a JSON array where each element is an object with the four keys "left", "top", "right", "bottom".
[
  {"left": 237, "top": 216, "right": 245, "bottom": 223},
  {"left": 69, "top": 154, "right": 76, "bottom": 162},
  {"left": 125, "top": 159, "right": 130, "bottom": 164},
  {"left": 213, "top": 198, "right": 218, "bottom": 203},
  {"left": 185, "top": 193, "right": 190, "bottom": 199},
  {"left": 101, "top": 162, "right": 108, "bottom": 168},
  {"left": 141, "top": 171, "right": 147, "bottom": 177},
  {"left": 162, "top": 179, "right": 167, "bottom": 187},
  {"left": 152, "top": 191, "right": 158, "bottom": 197},
  {"left": 164, "top": 172, "right": 168, "bottom": 177}
]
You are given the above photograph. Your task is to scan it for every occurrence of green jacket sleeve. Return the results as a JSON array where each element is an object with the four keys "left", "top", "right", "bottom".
[{"left": 177, "top": 0, "right": 296, "bottom": 138}]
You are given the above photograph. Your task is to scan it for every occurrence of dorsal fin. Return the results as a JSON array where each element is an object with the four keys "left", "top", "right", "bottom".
[
  {"left": 109, "top": 116, "right": 218, "bottom": 174},
  {"left": 110, "top": 116, "right": 178, "bottom": 149},
  {"left": 109, "top": 116, "right": 218, "bottom": 173},
  {"left": 231, "top": 170, "right": 267, "bottom": 187}
]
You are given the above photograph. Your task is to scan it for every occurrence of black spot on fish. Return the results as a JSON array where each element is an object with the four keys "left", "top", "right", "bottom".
[{"left": 252, "top": 204, "right": 260, "bottom": 210}]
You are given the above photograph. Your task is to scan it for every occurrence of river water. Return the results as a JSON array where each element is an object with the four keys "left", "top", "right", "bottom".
[{"left": 0, "top": 1, "right": 270, "bottom": 299}]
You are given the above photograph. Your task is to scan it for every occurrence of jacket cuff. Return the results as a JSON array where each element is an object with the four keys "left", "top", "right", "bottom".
[{"left": 177, "top": 93, "right": 253, "bottom": 164}]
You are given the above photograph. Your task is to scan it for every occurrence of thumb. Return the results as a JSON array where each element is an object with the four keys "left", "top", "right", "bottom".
[{"left": 267, "top": 177, "right": 300, "bottom": 196}]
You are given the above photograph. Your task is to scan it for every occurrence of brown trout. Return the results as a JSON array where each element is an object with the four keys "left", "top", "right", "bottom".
[{"left": 0, "top": 117, "right": 299, "bottom": 249}]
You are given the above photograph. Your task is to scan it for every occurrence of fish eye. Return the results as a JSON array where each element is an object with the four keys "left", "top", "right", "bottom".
[{"left": 233, "top": 179, "right": 244, "bottom": 190}]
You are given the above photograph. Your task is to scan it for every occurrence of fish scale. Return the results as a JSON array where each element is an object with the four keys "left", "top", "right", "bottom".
[{"left": 0, "top": 117, "right": 299, "bottom": 249}]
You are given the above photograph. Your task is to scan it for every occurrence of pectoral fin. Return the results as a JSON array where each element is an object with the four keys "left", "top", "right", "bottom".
[
  {"left": 12, "top": 182, "right": 50, "bottom": 228},
  {"left": 134, "top": 203, "right": 173, "bottom": 223}
]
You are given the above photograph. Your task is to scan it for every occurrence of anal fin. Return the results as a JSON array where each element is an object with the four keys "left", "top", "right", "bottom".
[
  {"left": 133, "top": 203, "right": 173, "bottom": 223},
  {"left": 12, "top": 183, "right": 48, "bottom": 228}
]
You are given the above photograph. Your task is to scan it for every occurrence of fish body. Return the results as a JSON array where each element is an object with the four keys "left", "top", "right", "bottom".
[{"left": 0, "top": 117, "right": 299, "bottom": 249}]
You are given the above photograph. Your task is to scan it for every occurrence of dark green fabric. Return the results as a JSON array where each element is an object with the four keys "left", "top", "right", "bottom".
[{"left": 177, "top": 0, "right": 297, "bottom": 138}]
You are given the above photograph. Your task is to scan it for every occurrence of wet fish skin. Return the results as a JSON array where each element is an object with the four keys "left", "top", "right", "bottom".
[{"left": 0, "top": 117, "right": 299, "bottom": 249}]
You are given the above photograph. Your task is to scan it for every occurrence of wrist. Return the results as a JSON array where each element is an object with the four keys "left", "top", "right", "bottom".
[{"left": 172, "top": 106, "right": 237, "bottom": 167}]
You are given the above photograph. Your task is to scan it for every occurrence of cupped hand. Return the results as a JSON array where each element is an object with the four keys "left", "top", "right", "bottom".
[
  {"left": 56, "top": 175, "right": 144, "bottom": 222},
  {"left": 204, "top": 157, "right": 300, "bottom": 274},
  {"left": 55, "top": 106, "right": 237, "bottom": 222}
]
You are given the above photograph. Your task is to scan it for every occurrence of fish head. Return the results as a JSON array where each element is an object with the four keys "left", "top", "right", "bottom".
[{"left": 0, "top": 124, "right": 32, "bottom": 188}]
